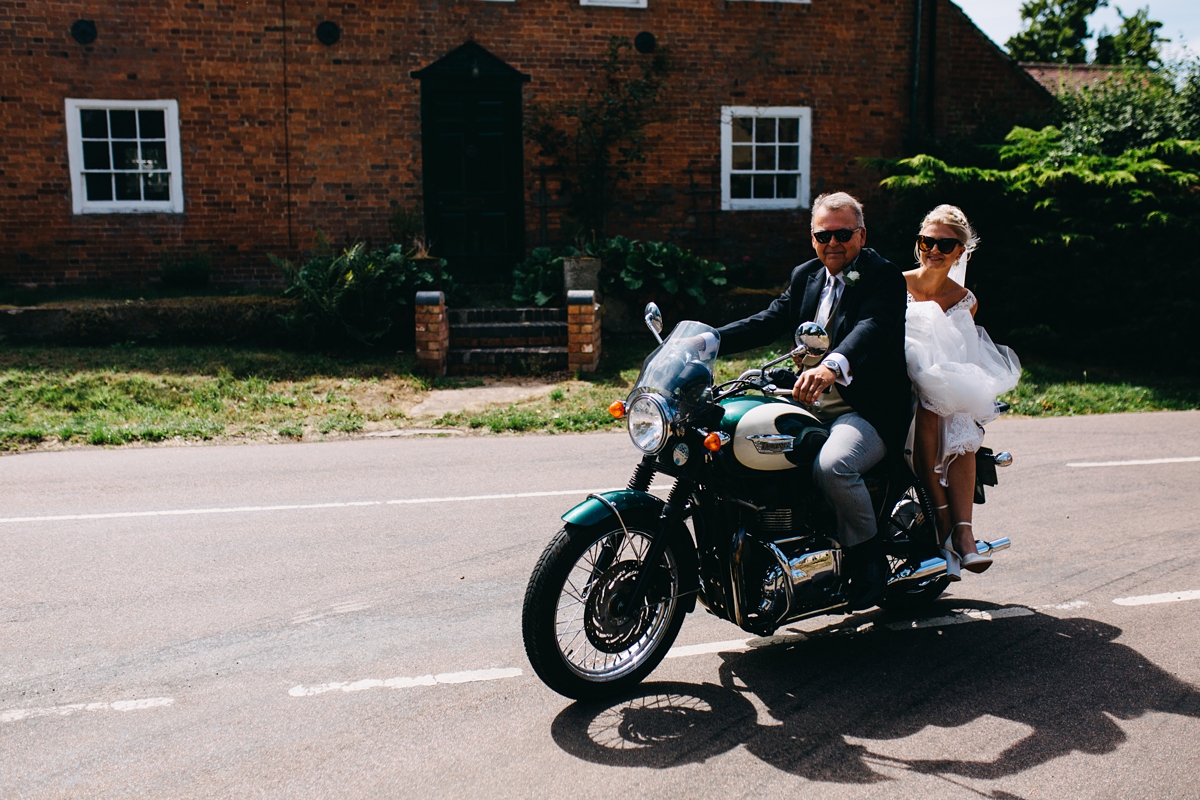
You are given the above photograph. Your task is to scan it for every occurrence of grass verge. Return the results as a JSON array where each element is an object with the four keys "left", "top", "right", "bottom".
[
  {"left": 0, "top": 345, "right": 423, "bottom": 451},
  {"left": 2, "top": 341, "right": 1197, "bottom": 450}
]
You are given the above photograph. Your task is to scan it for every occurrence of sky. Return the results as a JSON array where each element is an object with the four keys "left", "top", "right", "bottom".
[{"left": 954, "top": 0, "right": 1199, "bottom": 59}]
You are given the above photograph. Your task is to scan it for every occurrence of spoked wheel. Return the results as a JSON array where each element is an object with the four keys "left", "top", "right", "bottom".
[{"left": 522, "top": 519, "right": 688, "bottom": 700}]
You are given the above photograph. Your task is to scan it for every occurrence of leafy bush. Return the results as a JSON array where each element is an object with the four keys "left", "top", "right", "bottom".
[
  {"left": 159, "top": 249, "right": 212, "bottom": 290},
  {"left": 511, "top": 237, "right": 727, "bottom": 308},
  {"left": 1056, "top": 60, "right": 1200, "bottom": 156},
  {"left": 270, "top": 234, "right": 449, "bottom": 348},
  {"left": 870, "top": 126, "right": 1200, "bottom": 371}
]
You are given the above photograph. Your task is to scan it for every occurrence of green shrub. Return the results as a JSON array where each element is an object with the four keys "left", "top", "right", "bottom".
[
  {"left": 159, "top": 249, "right": 212, "bottom": 290},
  {"left": 270, "top": 233, "right": 449, "bottom": 348},
  {"left": 512, "top": 237, "right": 726, "bottom": 308}
]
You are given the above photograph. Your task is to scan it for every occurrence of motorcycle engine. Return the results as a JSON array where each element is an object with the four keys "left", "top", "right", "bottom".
[{"left": 734, "top": 519, "right": 842, "bottom": 634}]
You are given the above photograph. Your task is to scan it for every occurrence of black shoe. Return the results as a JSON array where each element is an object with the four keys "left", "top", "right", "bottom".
[{"left": 844, "top": 539, "right": 887, "bottom": 611}]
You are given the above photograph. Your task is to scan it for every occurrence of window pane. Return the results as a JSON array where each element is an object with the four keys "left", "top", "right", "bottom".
[
  {"left": 141, "top": 142, "right": 167, "bottom": 171},
  {"left": 110, "top": 110, "right": 137, "bottom": 139},
  {"left": 755, "top": 146, "right": 776, "bottom": 171},
  {"left": 115, "top": 143, "right": 140, "bottom": 171},
  {"left": 777, "top": 174, "right": 798, "bottom": 199},
  {"left": 143, "top": 173, "right": 170, "bottom": 201},
  {"left": 779, "top": 118, "right": 799, "bottom": 143},
  {"left": 138, "top": 109, "right": 166, "bottom": 139},
  {"left": 80, "top": 109, "right": 108, "bottom": 139},
  {"left": 778, "top": 145, "right": 799, "bottom": 171},
  {"left": 731, "top": 145, "right": 753, "bottom": 171},
  {"left": 731, "top": 175, "right": 752, "bottom": 198},
  {"left": 752, "top": 174, "right": 775, "bottom": 198},
  {"left": 115, "top": 172, "right": 142, "bottom": 201},
  {"left": 732, "top": 118, "right": 753, "bottom": 143},
  {"left": 85, "top": 172, "right": 113, "bottom": 201},
  {"left": 755, "top": 118, "right": 776, "bottom": 143},
  {"left": 83, "top": 140, "right": 111, "bottom": 170}
]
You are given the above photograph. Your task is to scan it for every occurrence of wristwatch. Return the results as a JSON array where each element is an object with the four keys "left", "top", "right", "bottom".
[{"left": 822, "top": 359, "right": 843, "bottom": 380}]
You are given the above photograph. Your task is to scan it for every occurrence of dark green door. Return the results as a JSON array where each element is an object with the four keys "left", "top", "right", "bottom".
[{"left": 414, "top": 43, "right": 528, "bottom": 281}]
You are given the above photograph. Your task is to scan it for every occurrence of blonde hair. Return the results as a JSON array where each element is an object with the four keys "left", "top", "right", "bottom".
[{"left": 914, "top": 204, "right": 979, "bottom": 267}]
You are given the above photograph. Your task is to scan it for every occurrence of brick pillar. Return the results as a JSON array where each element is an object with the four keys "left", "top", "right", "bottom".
[
  {"left": 414, "top": 291, "right": 448, "bottom": 376},
  {"left": 567, "top": 289, "right": 602, "bottom": 374}
]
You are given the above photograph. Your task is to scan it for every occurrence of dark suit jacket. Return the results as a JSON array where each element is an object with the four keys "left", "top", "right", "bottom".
[{"left": 716, "top": 247, "right": 913, "bottom": 451}]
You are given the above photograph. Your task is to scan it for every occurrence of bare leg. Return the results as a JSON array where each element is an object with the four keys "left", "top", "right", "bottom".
[
  {"left": 945, "top": 453, "right": 979, "bottom": 557},
  {"left": 913, "top": 405, "right": 950, "bottom": 537}
]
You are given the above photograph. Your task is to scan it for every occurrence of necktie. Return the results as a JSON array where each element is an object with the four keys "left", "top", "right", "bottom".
[{"left": 816, "top": 274, "right": 842, "bottom": 328}]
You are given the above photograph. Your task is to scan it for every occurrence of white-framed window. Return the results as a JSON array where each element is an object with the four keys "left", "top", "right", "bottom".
[
  {"left": 64, "top": 99, "right": 184, "bottom": 214},
  {"left": 720, "top": 106, "right": 812, "bottom": 211},
  {"left": 579, "top": 0, "right": 647, "bottom": 8}
]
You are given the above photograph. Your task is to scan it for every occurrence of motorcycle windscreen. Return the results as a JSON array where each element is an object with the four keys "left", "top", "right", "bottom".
[{"left": 629, "top": 320, "right": 720, "bottom": 414}]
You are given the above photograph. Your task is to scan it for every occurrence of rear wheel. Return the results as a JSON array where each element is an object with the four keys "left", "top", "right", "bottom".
[
  {"left": 879, "top": 486, "right": 951, "bottom": 611},
  {"left": 522, "top": 519, "right": 688, "bottom": 700}
]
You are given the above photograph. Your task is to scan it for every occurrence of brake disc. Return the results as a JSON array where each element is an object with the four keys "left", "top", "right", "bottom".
[{"left": 584, "top": 560, "right": 655, "bottom": 654}]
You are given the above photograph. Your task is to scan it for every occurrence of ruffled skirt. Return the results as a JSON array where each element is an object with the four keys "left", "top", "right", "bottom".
[{"left": 905, "top": 301, "right": 1021, "bottom": 484}]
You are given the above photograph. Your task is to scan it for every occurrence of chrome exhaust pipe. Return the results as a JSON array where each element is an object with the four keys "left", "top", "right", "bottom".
[{"left": 888, "top": 538, "right": 1012, "bottom": 585}]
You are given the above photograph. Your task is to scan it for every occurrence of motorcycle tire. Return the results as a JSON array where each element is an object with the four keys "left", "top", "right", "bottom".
[
  {"left": 522, "top": 517, "right": 689, "bottom": 701},
  {"left": 878, "top": 574, "right": 952, "bottom": 612}
]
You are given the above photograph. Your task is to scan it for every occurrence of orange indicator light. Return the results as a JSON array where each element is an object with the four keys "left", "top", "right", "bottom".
[
  {"left": 608, "top": 400, "right": 626, "bottom": 419},
  {"left": 703, "top": 432, "right": 723, "bottom": 452}
]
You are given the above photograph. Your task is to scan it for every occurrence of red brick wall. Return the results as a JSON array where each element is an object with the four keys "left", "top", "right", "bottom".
[{"left": 1, "top": 0, "right": 1049, "bottom": 288}]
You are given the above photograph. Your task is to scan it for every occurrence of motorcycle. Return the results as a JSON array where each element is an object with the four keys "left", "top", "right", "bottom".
[{"left": 522, "top": 304, "right": 1014, "bottom": 700}]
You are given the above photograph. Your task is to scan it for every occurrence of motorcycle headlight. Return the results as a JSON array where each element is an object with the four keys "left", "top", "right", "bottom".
[{"left": 627, "top": 394, "right": 669, "bottom": 454}]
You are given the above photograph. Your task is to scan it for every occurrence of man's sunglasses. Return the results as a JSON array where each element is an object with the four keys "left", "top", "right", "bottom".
[
  {"left": 813, "top": 227, "right": 860, "bottom": 244},
  {"left": 916, "top": 235, "right": 964, "bottom": 254}
]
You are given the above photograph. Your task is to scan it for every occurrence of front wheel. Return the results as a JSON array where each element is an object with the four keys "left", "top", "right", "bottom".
[{"left": 522, "top": 519, "right": 688, "bottom": 700}]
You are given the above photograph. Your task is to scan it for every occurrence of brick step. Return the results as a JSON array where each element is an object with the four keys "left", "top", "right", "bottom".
[
  {"left": 449, "top": 320, "right": 568, "bottom": 349},
  {"left": 447, "top": 346, "right": 569, "bottom": 376},
  {"left": 447, "top": 307, "right": 565, "bottom": 325}
]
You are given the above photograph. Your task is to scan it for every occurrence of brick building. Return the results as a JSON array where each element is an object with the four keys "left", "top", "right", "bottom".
[{"left": 1, "top": 0, "right": 1050, "bottom": 288}]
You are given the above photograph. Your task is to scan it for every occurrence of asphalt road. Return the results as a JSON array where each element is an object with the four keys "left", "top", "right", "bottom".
[{"left": 2, "top": 411, "right": 1199, "bottom": 799}]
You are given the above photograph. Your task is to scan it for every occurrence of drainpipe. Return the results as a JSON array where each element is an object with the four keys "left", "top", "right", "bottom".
[
  {"left": 909, "top": 0, "right": 923, "bottom": 145},
  {"left": 281, "top": 0, "right": 294, "bottom": 249}
]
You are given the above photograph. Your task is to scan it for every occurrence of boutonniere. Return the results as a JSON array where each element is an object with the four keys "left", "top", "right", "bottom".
[{"left": 843, "top": 269, "right": 861, "bottom": 287}]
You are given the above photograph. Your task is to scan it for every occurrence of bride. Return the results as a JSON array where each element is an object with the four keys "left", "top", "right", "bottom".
[{"left": 903, "top": 205, "right": 1021, "bottom": 579}]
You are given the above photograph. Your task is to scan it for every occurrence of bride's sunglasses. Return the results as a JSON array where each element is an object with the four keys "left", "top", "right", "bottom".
[
  {"left": 916, "top": 235, "right": 964, "bottom": 254},
  {"left": 813, "top": 227, "right": 860, "bottom": 244}
]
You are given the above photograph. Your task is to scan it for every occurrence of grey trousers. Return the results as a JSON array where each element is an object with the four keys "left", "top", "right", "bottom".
[{"left": 812, "top": 412, "right": 887, "bottom": 548}]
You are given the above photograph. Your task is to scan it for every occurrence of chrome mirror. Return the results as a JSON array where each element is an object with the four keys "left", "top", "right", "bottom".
[
  {"left": 644, "top": 302, "right": 664, "bottom": 344},
  {"left": 795, "top": 322, "right": 830, "bottom": 359}
]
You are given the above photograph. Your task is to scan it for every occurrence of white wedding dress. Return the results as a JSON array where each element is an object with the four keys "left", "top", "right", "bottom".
[{"left": 905, "top": 289, "right": 1021, "bottom": 485}]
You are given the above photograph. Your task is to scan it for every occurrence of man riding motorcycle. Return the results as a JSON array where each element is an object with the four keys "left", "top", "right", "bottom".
[{"left": 713, "top": 191, "right": 912, "bottom": 609}]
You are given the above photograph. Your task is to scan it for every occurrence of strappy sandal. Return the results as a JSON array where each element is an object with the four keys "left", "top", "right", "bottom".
[{"left": 952, "top": 522, "right": 993, "bottom": 574}]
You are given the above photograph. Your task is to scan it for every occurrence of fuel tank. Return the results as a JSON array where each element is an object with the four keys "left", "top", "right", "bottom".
[{"left": 719, "top": 396, "right": 829, "bottom": 472}]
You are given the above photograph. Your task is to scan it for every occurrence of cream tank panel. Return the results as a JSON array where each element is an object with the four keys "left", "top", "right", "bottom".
[{"left": 731, "top": 402, "right": 823, "bottom": 471}]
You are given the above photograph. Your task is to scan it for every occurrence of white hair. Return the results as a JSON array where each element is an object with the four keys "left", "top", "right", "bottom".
[{"left": 810, "top": 192, "right": 865, "bottom": 230}]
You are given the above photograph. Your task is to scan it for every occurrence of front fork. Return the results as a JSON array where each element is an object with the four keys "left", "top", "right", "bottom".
[{"left": 615, "top": 462, "right": 694, "bottom": 617}]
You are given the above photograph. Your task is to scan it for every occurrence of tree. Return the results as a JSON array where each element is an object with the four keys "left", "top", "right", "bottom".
[
  {"left": 1006, "top": 0, "right": 1108, "bottom": 64},
  {"left": 1094, "top": 6, "right": 1170, "bottom": 68}
]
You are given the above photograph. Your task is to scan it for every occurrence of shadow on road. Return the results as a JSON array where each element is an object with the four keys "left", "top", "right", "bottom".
[{"left": 550, "top": 604, "right": 1200, "bottom": 783}]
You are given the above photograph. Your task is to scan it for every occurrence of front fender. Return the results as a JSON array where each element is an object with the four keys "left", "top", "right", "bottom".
[
  {"left": 560, "top": 490, "right": 665, "bottom": 527},
  {"left": 560, "top": 490, "right": 698, "bottom": 612}
]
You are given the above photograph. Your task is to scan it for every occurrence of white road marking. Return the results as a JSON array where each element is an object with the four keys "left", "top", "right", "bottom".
[
  {"left": 1113, "top": 590, "right": 1200, "bottom": 606},
  {"left": 0, "top": 488, "right": 626, "bottom": 525},
  {"left": 666, "top": 639, "right": 752, "bottom": 658},
  {"left": 886, "top": 606, "right": 1034, "bottom": 631},
  {"left": 1066, "top": 456, "right": 1200, "bottom": 468},
  {"left": 291, "top": 601, "right": 372, "bottom": 625},
  {"left": 289, "top": 667, "right": 522, "bottom": 697},
  {"left": 1041, "top": 600, "right": 1091, "bottom": 610},
  {"left": 2, "top": 697, "right": 173, "bottom": 724}
]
